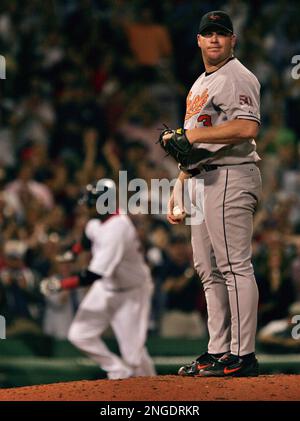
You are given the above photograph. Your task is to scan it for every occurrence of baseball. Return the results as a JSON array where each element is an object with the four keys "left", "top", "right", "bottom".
[{"left": 173, "top": 205, "right": 183, "bottom": 217}]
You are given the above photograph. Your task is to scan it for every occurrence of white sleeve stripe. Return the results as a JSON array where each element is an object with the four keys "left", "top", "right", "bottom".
[{"left": 236, "top": 115, "right": 261, "bottom": 123}]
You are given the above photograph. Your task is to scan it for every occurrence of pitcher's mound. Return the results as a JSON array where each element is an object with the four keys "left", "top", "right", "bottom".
[{"left": 0, "top": 375, "right": 299, "bottom": 401}]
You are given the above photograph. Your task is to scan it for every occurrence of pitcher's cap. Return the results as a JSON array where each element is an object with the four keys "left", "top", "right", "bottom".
[{"left": 199, "top": 11, "right": 233, "bottom": 34}]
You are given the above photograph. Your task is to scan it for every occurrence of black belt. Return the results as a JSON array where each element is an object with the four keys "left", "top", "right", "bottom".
[
  {"left": 187, "top": 165, "right": 219, "bottom": 176},
  {"left": 187, "top": 162, "right": 255, "bottom": 177}
]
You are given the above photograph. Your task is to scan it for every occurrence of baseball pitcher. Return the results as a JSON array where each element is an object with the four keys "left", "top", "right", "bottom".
[{"left": 158, "top": 11, "right": 262, "bottom": 377}]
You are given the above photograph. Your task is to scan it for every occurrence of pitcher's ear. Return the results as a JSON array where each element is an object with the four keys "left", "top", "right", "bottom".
[
  {"left": 231, "top": 34, "right": 237, "bottom": 49},
  {"left": 197, "top": 34, "right": 202, "bottom": 49}
]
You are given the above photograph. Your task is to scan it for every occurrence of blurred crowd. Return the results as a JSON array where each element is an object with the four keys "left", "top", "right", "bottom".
[{"left": 0, "top": 0, "right": 300, "bottom": 348}]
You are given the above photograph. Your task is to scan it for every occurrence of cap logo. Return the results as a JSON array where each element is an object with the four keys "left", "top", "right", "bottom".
[{"left": 209, "top": 14, "right": 221, "bottom": 20}]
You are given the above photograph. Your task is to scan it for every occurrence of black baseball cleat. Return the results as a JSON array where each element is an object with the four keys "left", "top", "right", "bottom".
[
  {"left": 178, "top": 352, "right": 224, "bottom": 376},
  {"left": 195, "top": 353, "right": 259, "bottom": 377}
]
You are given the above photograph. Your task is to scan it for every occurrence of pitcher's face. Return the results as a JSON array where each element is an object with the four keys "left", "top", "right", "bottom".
[{"left": 197, "top": 29, "right": 236, "bottom": 65}]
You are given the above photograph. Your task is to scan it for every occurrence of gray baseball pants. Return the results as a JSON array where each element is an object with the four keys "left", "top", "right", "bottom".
[{"left": 190, "top": 163, "right": 262, "bottom": 356}]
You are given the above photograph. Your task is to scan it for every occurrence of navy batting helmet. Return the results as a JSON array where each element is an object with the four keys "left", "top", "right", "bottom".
[{"left": 78, "top": 179, "right": 117, "bottom": 215}]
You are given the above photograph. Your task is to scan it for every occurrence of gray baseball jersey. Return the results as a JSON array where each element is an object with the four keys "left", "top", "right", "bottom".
[{"left": 183, "top": 57, "right": 261, "bottom": 169}]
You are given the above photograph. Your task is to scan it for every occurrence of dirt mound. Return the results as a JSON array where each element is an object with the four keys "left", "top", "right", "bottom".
[{"left": 0, "top": 374, "right": 299, "bottom": 401}]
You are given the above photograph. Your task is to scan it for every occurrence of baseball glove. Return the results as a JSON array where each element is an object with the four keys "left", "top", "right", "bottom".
[{"left": 157, "top": 127, "right": 193, "bottom": 167}]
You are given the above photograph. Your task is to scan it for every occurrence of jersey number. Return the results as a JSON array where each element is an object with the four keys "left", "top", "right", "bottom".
[{"left": 197, "top": 114, "right": 212, "bottom": 126}]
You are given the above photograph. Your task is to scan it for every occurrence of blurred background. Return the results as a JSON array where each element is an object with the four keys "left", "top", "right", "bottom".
[{"left": 0, "top": 0, "right": 300, "bottom": 386}]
